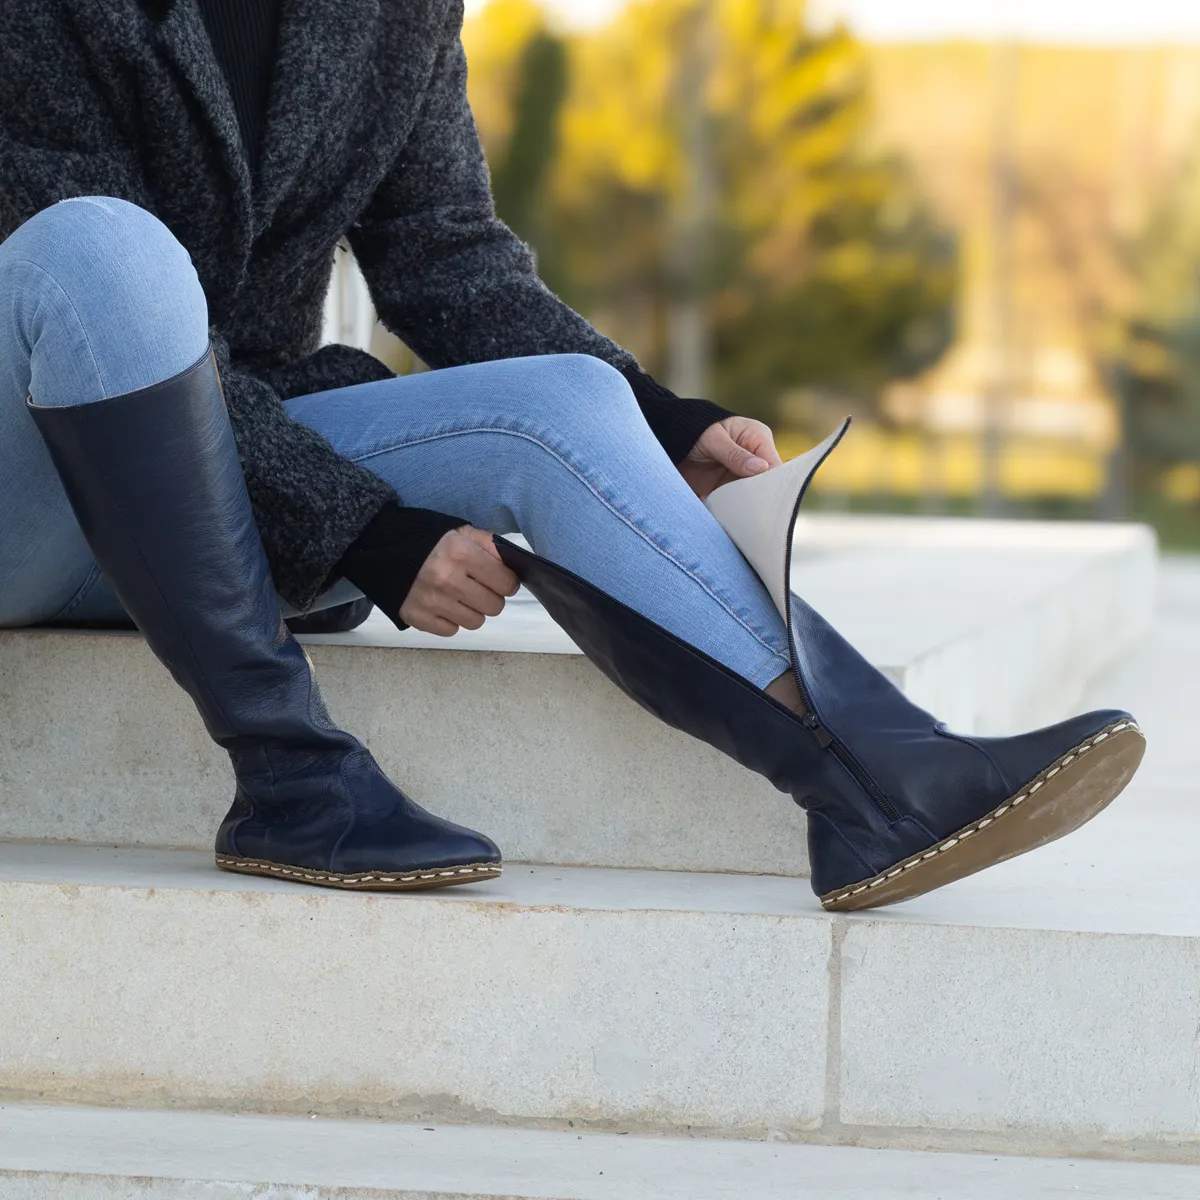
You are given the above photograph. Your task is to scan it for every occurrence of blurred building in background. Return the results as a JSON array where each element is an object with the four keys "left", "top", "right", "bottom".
[{"left": 865, "top": 42, "right": 1200, "bottom": 526}]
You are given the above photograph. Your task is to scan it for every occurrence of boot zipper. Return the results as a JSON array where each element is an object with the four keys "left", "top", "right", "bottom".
[
  {"left": 788, "top": 658, "right": 902, "bottom": 821},
  {"left": 800, "top": 708, "right": 833, "bottom": 748},
  {"left": 782, "top": 535, "right": 902, "bottom": 822}
]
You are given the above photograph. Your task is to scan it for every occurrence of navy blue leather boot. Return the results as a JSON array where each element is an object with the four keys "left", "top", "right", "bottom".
[
  {"left": 28, "top": 343, "right": 501, "bottom": 892},
  {"left": 495, "top": 426, "right": 1144, "bottom": 912},
  {"left": 286, "top": 596, "right": 375, "bottom": 636}
]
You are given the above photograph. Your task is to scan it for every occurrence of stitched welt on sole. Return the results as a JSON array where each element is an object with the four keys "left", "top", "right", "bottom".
[
  {"left": 213, "top": 856, "right": 503, "bottom": 892},
  {"left": 820, "top": 721, "right": 1145, "bottom": 913}
]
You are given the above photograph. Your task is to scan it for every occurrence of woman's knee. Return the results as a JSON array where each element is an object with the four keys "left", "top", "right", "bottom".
[
  {"left": 3, "top": 196, "right": 198, "bottom": 294},
  {"left": 540, "top": 353, "right": 639, "bottom": 411},
  {"left": 510, "top": 354, "right": 651, "bottom": 454},
  {"left": 1, "top": 196, "right": 209, "bottom": 383},
  {"left": 497, "top": 354, "right": 677, "bottom": 502}
]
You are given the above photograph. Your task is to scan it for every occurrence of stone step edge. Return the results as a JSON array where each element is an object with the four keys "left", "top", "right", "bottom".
[
  {"left": 1, "top": 840, "right": 1195, "bottom": 942},
  {"left": 1, "top": 1102, "right": 1196, "bottom": 1200},
  {"left": 3, "top": 845, "right": 1200, "bottom": 1160},
  {"left": 0, "top": 516, "right": 1155, "bottom": 877}
]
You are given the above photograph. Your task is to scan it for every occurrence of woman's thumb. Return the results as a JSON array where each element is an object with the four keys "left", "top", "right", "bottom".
[
  {"left": 716, "top": 428, "right": 769, "bottom": 476},
  {"left": 464, "top": 525, "right": 503, "bottom": 561}
]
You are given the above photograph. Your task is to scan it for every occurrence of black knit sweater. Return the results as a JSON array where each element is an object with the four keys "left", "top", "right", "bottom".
[
  {"left": 3, "top": 1, "right": 735, "bottom": 616},
  {"left": 196, "top": 0, "right": 732, "bottom": 625},
  {"left": 196, "top": 0, "right": 278, "bottom": 171}
]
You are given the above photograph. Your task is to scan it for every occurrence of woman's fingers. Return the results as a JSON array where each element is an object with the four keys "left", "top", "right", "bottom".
[
  {"left": 399, "top": 525, "right": 519, "bottom": 635},
  {"left": 742, "top": 422, "right": 783, "bottom": 468},
  {"left": 424, "top": 614, "right": 461, "bottom": 637},
  {"left": 402, "top": 602, "right": 463, "bottom": 636},
  {"left": 442, "top": 600, "right": 489, "bottom": 631},
  {"left": 712, "top": 417, "right": 784, "bottom": 475},
  {"left": 406, "top": 603, "right": 484, "bottom": 636},
  {"left": 453, "top": 531, "right": 517, "bottom": 604},
  {"left": 461, "top": 527, "right": 521, "bottom": 593},
  {"left": 463, "top": 525, "right": 504, "bottom": 562},
  {"left": 456, "top": 574, "right": 508, "bottom": 618},
  {"left": 711, "top": 424, "right": 769, "bottom": 476}
]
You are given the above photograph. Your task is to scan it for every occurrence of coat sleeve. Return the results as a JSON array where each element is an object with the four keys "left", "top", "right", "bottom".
[
  {"left": 346, "top": 1, "right": 638, "bottom": 373},
  {"left": 0, "top": 31, "right": 398, "bottom": 611},
  {"left": 206, "top": 336, "right": 398, "bottom": 609}
]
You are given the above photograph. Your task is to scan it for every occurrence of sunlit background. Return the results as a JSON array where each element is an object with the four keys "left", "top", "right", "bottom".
[{"left": 383, "top": 0, "right": 1200, "bottom": 544}]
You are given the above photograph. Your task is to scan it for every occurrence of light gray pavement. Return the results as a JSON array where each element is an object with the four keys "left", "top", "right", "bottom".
[
  {"left": 0, "top": 1103, "right": 1197, "bottom": 1199},
  {"left": 0, "top": 827, "right": 1196, "bottom": 1150},
  {"left": 864, "top": 553, "right": 1198, "bottom": 937}
]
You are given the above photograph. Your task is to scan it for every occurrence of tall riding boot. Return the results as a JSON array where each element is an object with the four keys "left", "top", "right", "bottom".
[
  {"left": 495, "top": 422, "right": 1144, "bottom": 911},
  {"left": 28, "top": 342, "right": 501, "bottom": 891}
]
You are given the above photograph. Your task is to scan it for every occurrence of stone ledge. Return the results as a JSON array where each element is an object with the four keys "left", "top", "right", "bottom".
[
  {"left": 1, "top": 1103, "right": 1196, "bottom": 1199},
  {"left": 0, "top": 825, "right": 1195, "bottom": 1158},
  {"left": 0, "top": 516, "right": 1157, "bottom": 875}
]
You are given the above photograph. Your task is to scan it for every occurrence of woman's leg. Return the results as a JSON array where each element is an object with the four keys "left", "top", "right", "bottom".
[
  {"left": 0, "top": 196, "right": 210, "bottom": 625},
  {"left": 284, "top": 354, "right": 794, "bottom": 690},
  {"left": 6, "top": 194, "right": 499, "bottom": 887},
  {"left": 285, "top": 354, "right": 1147, "bottom": 914},
  {"left": 0, "top": 196, "right": 362, "bottom": 625}
]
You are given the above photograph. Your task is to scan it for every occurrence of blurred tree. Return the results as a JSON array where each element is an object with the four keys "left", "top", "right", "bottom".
[
  {"left": 465, "top": 0, "right": 957, "bottom": 424},
  {"left": 463, "top": 1, "right": 572, "bottom": 293},
  {"left": 1112, "top": 147, "right": 1200, "bottom": 467},
  {"left": 491, "top": 32, "right": 568, "bottom": 240},
  {"left": 462, "top": 0, "right": 548, "bottom": 153}
]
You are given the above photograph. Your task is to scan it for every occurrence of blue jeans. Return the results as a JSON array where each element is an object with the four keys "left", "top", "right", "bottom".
[{"left": 0, "top": 195, "right": 791, "bottom": 688}]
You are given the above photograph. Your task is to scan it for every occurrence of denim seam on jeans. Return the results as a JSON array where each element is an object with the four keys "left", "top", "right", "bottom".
[
  {"left": 48, "top": 558, "right": 107, "bottom": 622},
  {"left": 351, "top": 425, "right": 793, "bottom": 673},
  {"left": 11, "top": 258, "right": 111, "bottom": 397},
  {"left": 10, "top": 254, "right": 113, "bottom": 622}
]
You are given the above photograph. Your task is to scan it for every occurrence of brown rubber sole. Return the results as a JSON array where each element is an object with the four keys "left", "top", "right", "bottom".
[
  {"left": 820, "top": 720, "right": 1145, "bottom": 912},
  {"left": 214, "top": 855, "right": 503, "bottom": 892}
]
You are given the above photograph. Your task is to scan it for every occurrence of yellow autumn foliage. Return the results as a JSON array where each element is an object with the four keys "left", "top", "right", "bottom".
[
  {"left": 549, "top": 0, "right": 873, "bottom": 291},
  {"left": 467, "top": 0, "right": 953, "bottom": 408},
  {"left": 461, "top": 0, "right": 548, "bottom": 154}
]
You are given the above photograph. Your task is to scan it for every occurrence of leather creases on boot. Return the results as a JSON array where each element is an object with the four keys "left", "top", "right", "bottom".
[
  {"left": 494, "top": 421, "right": 1144, "bottom": 912},
  {"left": 285, "top": 596, "right": 375, "bottom": 636},
  {"left": 28, "top": 342, "right": 501, "bottom": 891}
]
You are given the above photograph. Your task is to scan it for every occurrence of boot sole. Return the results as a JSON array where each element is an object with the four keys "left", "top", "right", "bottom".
[
  {"left": 214, "top": 856, "right": 503, "bottom": 891},
  {"left": 820, "top": 720, "right": 1144, "bottom": 912}
]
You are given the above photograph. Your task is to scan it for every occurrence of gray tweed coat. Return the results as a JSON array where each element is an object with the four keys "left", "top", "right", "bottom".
[{"left": 0, "top": 0, "right": 637, "bottom": 608}]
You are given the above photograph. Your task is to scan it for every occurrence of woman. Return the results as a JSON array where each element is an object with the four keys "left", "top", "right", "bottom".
[{"left": 0, "top": 0, "right": 1142, "bottom": 909}]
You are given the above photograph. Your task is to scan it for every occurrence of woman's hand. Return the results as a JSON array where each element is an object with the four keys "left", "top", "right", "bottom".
[
  {"left": 678, "top": 415, "right": 783, "bottom": 499},
  {"left": 400, "top": 526, "right": 519, "bottom": 636}
]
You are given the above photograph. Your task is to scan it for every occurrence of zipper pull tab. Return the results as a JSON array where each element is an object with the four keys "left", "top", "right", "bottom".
[{"left": 802, "top": 711, "right": 834, "bottom": 749}]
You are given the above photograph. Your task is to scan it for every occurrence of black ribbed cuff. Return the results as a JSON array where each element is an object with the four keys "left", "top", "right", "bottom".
[
  {"left": 620, "top": 366, "right": 735, "bottom": 464},
  {"left": 334, "top": 502, "right": 467, "bottom": 631}
]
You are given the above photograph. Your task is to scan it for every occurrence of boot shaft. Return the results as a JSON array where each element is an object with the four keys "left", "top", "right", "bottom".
[
  {"left": 27, "top": 343, "right": 356, "bottom": 758},
  {"left": 497, "top": 424, "right": 1140, "bottom": 908}
]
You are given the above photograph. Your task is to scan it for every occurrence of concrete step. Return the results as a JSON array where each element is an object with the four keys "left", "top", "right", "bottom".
[
  {"left": 0, "top": 781, "right": 1195, "bottom": 1165},
  {"left": 1, "top": 1104, "right": 1197, "bottom": 1199},
  {"left": 0, "top": 558, "right": 1192, "bottom": 1163},
  {"left": 0, "top": 517, "right": 1154, "bottom": 876}
]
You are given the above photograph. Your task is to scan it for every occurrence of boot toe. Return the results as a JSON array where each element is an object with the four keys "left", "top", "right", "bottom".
[
  {"left": 334, "top": 812, "right": 502, "bottom": 876},
  {"left": 215, "top": 755, "right": 504, "bottom": 891},
  {"left": 977, "top": 708, "right": 1137, "bottom": 791},
  {"left": 820, "top": 711, "right": 1143, "bottom": 912},
  {"left": 329, "top": 758, "right": 503, "bottom": 877}
]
